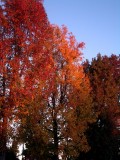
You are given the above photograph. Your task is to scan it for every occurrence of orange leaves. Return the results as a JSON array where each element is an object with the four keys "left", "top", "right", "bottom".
[
  {"left": 50, "top": 25, "right": 85, "bottom": 89},
  {"left": 52, "top": 25, "right": 83, "bottom": 66},
  {"left": 40, "top": 25, "right": 96, "bottom": 157}
]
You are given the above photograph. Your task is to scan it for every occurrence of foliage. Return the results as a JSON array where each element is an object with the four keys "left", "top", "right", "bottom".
[
  {"left": 82, "top": 54, "right": 120, "bottom": 160},
  {"left": 1, "top": 0, "right": 119, "bottom": 159},
  {"left": 0, "top": 0, "right": 52, "bottom": 153},
  {"left": 17, "top": 25, "right": 96, "bottom": 159}
]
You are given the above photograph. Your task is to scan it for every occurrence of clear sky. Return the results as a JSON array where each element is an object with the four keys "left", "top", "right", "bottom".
[{"left": 44, "top": 0, "right": 120, "bottom": 61}]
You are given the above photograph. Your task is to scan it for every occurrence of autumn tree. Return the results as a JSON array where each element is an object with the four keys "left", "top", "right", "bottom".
[
  {"left": 84, "top": 54, "right": 120, "bottom": 118},
  {"left": 0, "top": 0, "right": 53, "bottom": 154},
  {"left": 16, "top": 25, "right": 96, "bottom": 160},
  {"left": 83, "top": 54, "right": 120, "bottom": 160},
  {"left": 43, "top": 25, "right": 96, "bottom": 159}
]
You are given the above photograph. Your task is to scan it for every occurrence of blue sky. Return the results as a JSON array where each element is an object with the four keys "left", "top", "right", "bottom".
[{"left": 44, "top": 0, "right": 120, "bottom": 61}]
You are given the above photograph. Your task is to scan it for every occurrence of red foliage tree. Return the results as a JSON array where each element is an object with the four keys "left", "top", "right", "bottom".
[{"left": 0, "top": 0, "right": 53, "bottom": 152}]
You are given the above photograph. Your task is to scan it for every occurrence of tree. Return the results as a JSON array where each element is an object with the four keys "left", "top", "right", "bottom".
[
  {"left": 84, "top": 54, "right": 120, "bottom": 115},
  {"left": 0, "top": 0, "right": 52, "bottom": 153},
  {"left": 83, "top": 54, "right": 120, "bottom": 160},
  {"left": 17, "top": 25, "right": 96, "bottom": 160},
  {"left": 46, "top": 25, "right": 96, "bottom": 159}
]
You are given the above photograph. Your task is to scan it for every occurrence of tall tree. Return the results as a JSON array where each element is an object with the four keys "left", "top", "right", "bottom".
[
  {"left": 18, "top": 25, "right": 96, "bottom": 160},
  {"left": 0, "top": 0, "right": 52, "bottom": 153},
  {"left": 42, "top": 25, "right": 94, "bottom": 159}
]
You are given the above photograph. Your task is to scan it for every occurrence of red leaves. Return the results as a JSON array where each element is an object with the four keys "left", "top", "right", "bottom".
[
  {"left": 78, "top": 42, "right": 85, "bottom": 49},
  {"left": 0, "top": 0, "right": 52, "bottom": 150}
]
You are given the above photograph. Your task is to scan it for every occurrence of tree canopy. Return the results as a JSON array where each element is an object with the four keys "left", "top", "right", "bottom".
[{"left": 0, "top": 1, "right": 120, "bottom": 160}]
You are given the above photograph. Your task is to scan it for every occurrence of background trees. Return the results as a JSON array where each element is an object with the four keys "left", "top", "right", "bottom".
[{"left": 83, "top": 54, "right": 120, "bottom": 160}]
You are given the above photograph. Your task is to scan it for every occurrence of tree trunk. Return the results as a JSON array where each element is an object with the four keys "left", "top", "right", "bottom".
[
  {"left": 52, "top": 93, "right": 59, "bottom": 160},
  {"left": 53, "top": 118, "right": 59, "bottom": 160},
  {"left": 0, "top": 76, "right": 7, "bottom": 153}
]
